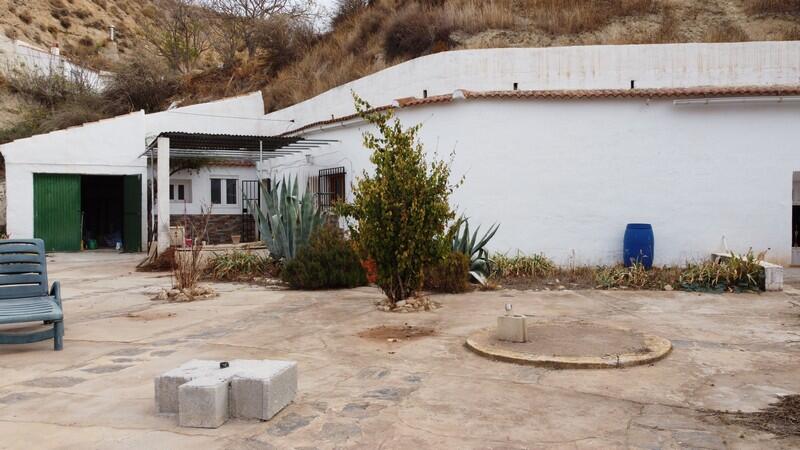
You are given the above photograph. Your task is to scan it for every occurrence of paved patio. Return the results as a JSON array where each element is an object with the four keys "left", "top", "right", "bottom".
[{"left": 0, "top": 252, "right": 799, "bottom": 449}]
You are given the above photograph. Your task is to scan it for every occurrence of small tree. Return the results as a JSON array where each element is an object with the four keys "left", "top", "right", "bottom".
[{"left": 338, "top": 94, "right": 457, "bottom": 304}]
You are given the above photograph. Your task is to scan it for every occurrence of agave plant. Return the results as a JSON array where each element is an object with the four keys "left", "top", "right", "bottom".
[
  {"left": 250, "top": 176, "right": 325, "bottom": 261},
  {"left": 451, "top": 217, "right": 499, "bottom": 285}
]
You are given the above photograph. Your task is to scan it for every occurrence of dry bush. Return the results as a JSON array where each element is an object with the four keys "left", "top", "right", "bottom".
[
  {"left": 383, "top": 6, "right": 453, "bottom": 60},
  {"left": 18, "top": 11, "right": 33, "bottom": 24},
  {"left": 103, "top": 55, "right": 181, "bottom": 113},
  {"left": 332, "top": 0, "right": 369, "bottom": 27},
  {"left": 743, "top": 0, "right": 800, "bottom": 15},
  {"left": 704, "top": 22, "right": 750, "bottom": 43}
]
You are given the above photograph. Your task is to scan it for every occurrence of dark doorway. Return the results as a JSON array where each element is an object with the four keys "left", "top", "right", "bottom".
[{"left": 81, "top": 175, "right": 124, "bottom": 249}]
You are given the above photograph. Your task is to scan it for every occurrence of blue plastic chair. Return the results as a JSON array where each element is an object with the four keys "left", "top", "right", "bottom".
[{"left": 0, "top": 239, "right": 64, "bottom": 351}]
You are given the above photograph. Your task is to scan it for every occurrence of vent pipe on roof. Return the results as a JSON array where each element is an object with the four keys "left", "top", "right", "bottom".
[
  {"left": 109, "top": 25, "right": 116, "bottom": 42},
  {"left": 423, "top": 89, "right": 428, "bottom": 98}
]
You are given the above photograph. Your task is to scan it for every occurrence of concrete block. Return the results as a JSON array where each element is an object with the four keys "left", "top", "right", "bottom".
[
  {"left": 178, "top": 376, "right": 230, "bottom": 428},
  {"left": 763, "top": 263, "right": 783, "bottom": 292},
  {"left": 155, "top": 359, "right": 221, "bottom": 414},
  {"left": 155, "top": 359, "right": 298, "bottom": 428},
  {"left": 229, "top": 360, "right": 297, "bottom": 420},
  {"left": 497, "top": 315, "right": 527, "bottom": 343}
]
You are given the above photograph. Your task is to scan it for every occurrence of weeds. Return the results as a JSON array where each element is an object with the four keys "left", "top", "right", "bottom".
[
  {"left": 679, "top": 250, "right": 765, "bottom": 292},
  {"left": 491, "top": 252, "right": 555, "bottom": 278},
  {"left": 207, "top": 250, "right": 271, "bottom": 281}
]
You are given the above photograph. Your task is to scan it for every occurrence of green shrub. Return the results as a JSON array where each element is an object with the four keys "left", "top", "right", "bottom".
[
  {"left": 425, "top": 251, "right": 470, "bottom": 293},
  {"left": 595, "top": 262, "right": 651, "bottom": 289},
  {"left": 679, "top": 250, "right": 765, "bottom": 292},
  {"left": 207, "top": 250, "right": 270, "bottom": 281},
  {"left": 281, "top": 226, "right": 367, "bottom": 290},
  {"left": 338, "top": 95, "right": 457, "bottom": 304}
]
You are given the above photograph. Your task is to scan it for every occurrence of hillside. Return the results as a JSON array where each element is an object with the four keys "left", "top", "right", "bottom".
[
  {"left": 1, "top": 0, "right": 160, "bottom": 68},
  {"left": 183, "top": 0, "right": 800, "bottom": 112},
  {"left": 1, "top": 0, "right": 799, "bottom": 133}
]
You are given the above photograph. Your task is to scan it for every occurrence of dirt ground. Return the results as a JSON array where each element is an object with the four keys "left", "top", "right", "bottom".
[{"left": 0, "top": 252, "right": 799, "bottom": 449}]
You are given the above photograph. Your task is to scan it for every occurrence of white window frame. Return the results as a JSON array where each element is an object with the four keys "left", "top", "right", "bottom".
[
  {"left": 210, "top": 176, "right": 239, "bottom": 207},
  {"left": 169, "top": 180, "right": 192, "bottom": 204}
]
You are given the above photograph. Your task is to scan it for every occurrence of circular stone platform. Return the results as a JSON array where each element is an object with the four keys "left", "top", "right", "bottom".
[{"left": 465, "top": 321, "right": 672, "bottom": 369}]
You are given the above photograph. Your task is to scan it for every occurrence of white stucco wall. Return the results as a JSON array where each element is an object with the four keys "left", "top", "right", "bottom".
[
  {"left": 146, "top": 92, "right": 268, "bottom": 139},
  {"left": 261, "top": 41, "right": 800, "bottom": 135},
  {"left": 169, "top": 165, "right": 258, "bottom": 216},
  {"left": 0, "top": 34, "right": 105, "bottom": 89},
  {"left": 0, "top": 111, "right": 147, "bottom": 242},
  {"left": 263, "top": 97, "right": 800, "bottom": 267}
]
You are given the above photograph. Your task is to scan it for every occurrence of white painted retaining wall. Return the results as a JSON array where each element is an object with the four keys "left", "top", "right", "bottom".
[
  {"left": 260, "top": 41, "right": 800, "bottom": 135},
  {"left": 0, "top": 34, "right": 105, "bottom": 89}
]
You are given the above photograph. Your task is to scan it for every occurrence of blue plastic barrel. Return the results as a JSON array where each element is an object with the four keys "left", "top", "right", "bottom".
[{"left": 623, "top": 224, "right": 654, "bottom": 269}]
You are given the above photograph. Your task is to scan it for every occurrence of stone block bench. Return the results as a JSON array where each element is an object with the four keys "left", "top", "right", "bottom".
[{"left": 155, "top": 359, "right": 297, "bottom": 428}]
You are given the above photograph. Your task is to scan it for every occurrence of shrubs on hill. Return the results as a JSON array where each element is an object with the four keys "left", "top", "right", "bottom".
[
  {"left": 281, "top": 226, "right": 367, "bottom": 290},
  {"left": 424, "top": 252, "right": 470, "bottom": 293}
]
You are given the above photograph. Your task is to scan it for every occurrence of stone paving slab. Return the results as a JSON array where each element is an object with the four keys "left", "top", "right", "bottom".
[{"left": 0, "top": 253, "right": 797, "bottom": 448}]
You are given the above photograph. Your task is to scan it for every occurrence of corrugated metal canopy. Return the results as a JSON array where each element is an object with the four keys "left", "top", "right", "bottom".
[{"left": 144, "top": 132, "right": 335, "bottom": 161}]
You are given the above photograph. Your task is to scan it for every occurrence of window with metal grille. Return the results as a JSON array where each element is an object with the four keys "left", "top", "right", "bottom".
[{"left": 318, "top": 167, "right": 346, "bottom": 212}]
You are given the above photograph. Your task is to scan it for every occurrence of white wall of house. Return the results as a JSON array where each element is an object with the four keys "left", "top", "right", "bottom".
[
  {"left": 0, "top": 90, "right": 268, "bottom": 245},
  {"left": 145, "top": 92, "right": 269, "bottom": 138},
  {"left": 262, "top": 97, "right": 800, "bottom": 267},
  {"left": 260, "top": 41, "right": 800, "bottom": 135},
  {"left": 0, "top": 111, "right": 148, "bottom": 242},
  {"left": 169, "top": 165, "right": 258, "bottom": 216}
]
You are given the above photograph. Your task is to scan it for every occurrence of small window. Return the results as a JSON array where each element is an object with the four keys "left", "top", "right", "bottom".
[
  {"left": 211, "top": 178, "right": 222, "bottom": 204},
  {"left": 226, "top": 179, "right": 237, "bottom": 205},
  {"left": 210, "top": 178, "right": 237, "bottom": 205},
  {"left": 170, "top": 180, "right": 192, "bottom": 203}
]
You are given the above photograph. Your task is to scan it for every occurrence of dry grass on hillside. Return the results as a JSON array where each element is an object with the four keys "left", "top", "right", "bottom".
[
  {"left": 174, "top": 0, "right": 800, "bottom": 111},
  {"left": 1, "top": 0, "right": 158, "bottom": 69},
  {"left": 743, "top": 0, "right": 800, "bottom": 15}
]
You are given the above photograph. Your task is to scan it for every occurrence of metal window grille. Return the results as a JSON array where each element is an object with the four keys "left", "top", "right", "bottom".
[{"left": 318, "top": 167, "right": 346, "bottom": 212}]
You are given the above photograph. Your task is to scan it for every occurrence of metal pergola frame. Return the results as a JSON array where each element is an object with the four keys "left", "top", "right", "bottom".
[{"left": 143, "top": 131, "right": 336, "bottom": 161}]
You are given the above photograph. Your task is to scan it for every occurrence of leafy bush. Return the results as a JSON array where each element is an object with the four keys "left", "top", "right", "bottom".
[
  {"left": 424, "top": 252, "right": 470, "bottom": 293},
  {"left": 679, "top": 250, "right": 765, "bottom": 292},
  {"left": 491, "top": 252, "right": 555, "bottom": 278},
  {"left": 207, "top": 250, "right": 270, "bottom": 281},
  {"left": 451, "top": 217, "right": 499, "bottom": 285},
  {"left": 338, "top": 95, "right": 457, "bottom": 304},
  {"left": 281, "top": 226, "right": 367, "bottom": 290}
]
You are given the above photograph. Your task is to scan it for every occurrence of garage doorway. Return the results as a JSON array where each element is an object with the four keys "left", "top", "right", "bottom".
[
  {"left": 33, "top": 174, "right": 141, "bottom": 252},
  {"left": 793, "top": 172, "right": 800, "bottom": 266}
]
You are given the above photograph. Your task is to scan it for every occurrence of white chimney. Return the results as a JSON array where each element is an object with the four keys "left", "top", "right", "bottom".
[
  {"left": 50, "top": 44, "right": 60, "bottom": 56},
  {"left": 109, "top": 25, "right": 116, "bottom": 42}
]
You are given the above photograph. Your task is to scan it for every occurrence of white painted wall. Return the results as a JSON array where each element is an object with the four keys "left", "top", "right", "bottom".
[
  {"left": 0, "top": 111, "right": 147, "bottom": 242},
  {"left": 0, "top": 34, "right": 105, "bottom": 89},
  {"left": 263, "top": 97, "right": 800, "bottom": 267},
  {"left": 145, "top": 92, "right": 269, "bottom": 139},
  {"left": 169, "top": 165, "right": 258, "bottom": 216},
  {"left": 261, "top": 41, "right": 800, "bottom": 135}
]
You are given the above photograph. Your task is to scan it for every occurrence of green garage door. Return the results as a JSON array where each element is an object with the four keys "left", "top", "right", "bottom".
[
  {"left": 123, "top": 175, "right": 142, "bottom": 252},
  {"left": 34, "top": 173, "right": 81, "bottom": 252}
]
